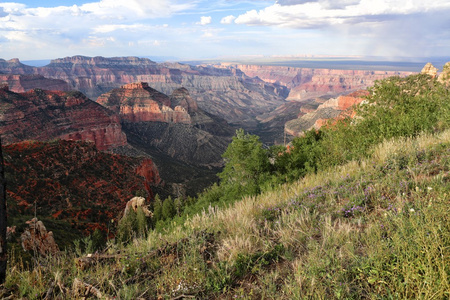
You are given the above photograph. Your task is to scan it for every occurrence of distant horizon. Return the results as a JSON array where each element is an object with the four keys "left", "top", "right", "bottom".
[{"left": 11, "top": 54, "right": 449, "bottom": 72}]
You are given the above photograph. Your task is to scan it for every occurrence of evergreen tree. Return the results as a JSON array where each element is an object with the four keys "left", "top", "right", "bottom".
[
  {"left": 219, "top": 129, "right": 272, "bottom": 198},
  {"left": 162, "top": 196, "right": 176, "bottom": 220},
  {"left": 153, "top": 194, "right": 163, "bottom": 222}
]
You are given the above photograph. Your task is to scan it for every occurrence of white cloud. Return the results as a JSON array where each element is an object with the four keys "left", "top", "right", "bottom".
[
  {"left": 221, "top": 15, "right": 236, "bottom": 24},
  {"left": 197, "top": 16, "right": 212, "bottom": 25},
  {"left": 236, "top": 0, "right": 450, "bottom": 28}
]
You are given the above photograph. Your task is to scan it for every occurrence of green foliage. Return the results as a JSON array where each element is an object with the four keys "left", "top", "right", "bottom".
[
  {"left": 219, "top": 129, "right": 272, "bottom": 199},
  {"left": 152, "top": 194, "right": 163, "bottom": 223},
  {"left": 116, "top": 207, "right": 149, "bottom": 243},
  {"left": 162, "top": 196, "right": 176, "bottom": 220}
]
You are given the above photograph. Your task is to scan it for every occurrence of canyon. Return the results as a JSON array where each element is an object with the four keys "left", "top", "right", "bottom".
[{"left": 214, "top": 63, "right": 413, "bottom": 101}]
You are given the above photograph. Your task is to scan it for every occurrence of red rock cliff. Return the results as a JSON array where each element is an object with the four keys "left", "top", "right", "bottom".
[
  {"left": 222, "top": 64, "right": 413, "bottom": 101},
  {"left": 97, "top": 82, "right": 193, "bottom": 124},
  {"left": 0, "top": 87, "right": 127, "bottom": 150},
  {"left": 0, "top": 74, "right": 70, "bottom": 93}
]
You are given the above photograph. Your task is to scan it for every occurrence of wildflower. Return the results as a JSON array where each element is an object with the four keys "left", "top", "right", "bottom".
[
  {"left": 409, "top": 208, "right": 415, "bottom": 212},
  {"left": 427, "top": 187, "right": 432, "bottom": 191}
]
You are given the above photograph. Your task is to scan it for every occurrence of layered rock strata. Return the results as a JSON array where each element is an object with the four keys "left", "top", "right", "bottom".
[
  {"left": 217, "top": 64, "right": 412, "bottom": 101},
  {"left": 97, "top": 82, "right": 232, "bottom": 167},
  {"left": 0, "top": 86, "right": 127, "bottom": 150},
  {"left": 285, "top": 90, "right": 369, "bottom": 136},
  {"left": 0, "top": 56, "right": 288, "bottom": 127},
  {"left": 0, "top": 74, "right": 70, "bottom": 93}
]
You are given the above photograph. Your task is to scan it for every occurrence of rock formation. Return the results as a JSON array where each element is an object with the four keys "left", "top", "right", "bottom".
[
  {"left": 0, "top": 87, "right": 127, "bottom": 150},
  {"left": 21, "top": 218, "right": 59, "bottom": 256},
  {"left": 438, "top": 62, "right": 450, "bottom": 85},
  {"left": 97, "top": 82, "right": 232, "bottom": 167},
  {"left": 123, "top": 197, "right": 152, "bottom": 218},
  {"left": 0, "top": 74, "right": 70, "bottom": 93},
  {"left": 0, "top": 56, "right": 287, "bottom": 128},
  {"left": 97, "top": 82, "right": 192, "bottom": 124},
  {"left": 285, "top": 90, "right": 369, "bottom": 136},
  {"left": 218, "top": 64, "right": 413, "bottom": 101},
  {"left": 421, "top": 63, "right": 438, "bottom": 78}
]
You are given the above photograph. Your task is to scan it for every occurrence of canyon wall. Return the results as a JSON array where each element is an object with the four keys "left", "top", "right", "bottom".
[
  {"left": 97, "top": 82, "right": 233, "bottom": 167},
  {"left": 0, "top": 57, "right": 288, "bottom": 127},
  {"left": 0, "top": 86, "right": 127, "bottom": 150},
  {"left": 284, "top": 90, "right": 369, "bottom": 136},
  {"left": 0, "top": 74, "right": 70, "bottom": 93},
  {"left": 216, "top": 64, "right": 413, "bottom": 101}
]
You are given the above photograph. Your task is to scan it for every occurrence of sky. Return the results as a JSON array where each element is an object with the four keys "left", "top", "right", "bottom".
[{"left": 0, "top": 0, "right": 449, "bottom": 61}]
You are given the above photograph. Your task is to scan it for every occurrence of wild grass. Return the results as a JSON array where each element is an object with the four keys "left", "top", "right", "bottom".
[{"left": 3, "top": 128, "right": 449, "bottom": 299}]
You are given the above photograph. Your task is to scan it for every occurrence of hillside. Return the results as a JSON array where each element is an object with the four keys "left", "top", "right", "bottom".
[
  {"left": 4, "top": 140, "right": 160, "bottom": 244},
  {"left": 2, "top": 71, "right": 449, "bottom": 299},
  {"left": 4, "top": 128, "right": 448, "bottom": 299}
]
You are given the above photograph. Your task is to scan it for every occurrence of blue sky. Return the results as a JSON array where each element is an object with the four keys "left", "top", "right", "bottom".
[{"left": 1, "top": 0, "right": 449, "bottom": 61}]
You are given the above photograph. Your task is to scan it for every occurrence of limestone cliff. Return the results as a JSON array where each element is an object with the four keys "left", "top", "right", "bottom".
[
  {"left": 97, "top": 82, "right": 191, "bottom": 124},
  {"left": 0, "top": 86, "right": 127, "bottom": 150}
]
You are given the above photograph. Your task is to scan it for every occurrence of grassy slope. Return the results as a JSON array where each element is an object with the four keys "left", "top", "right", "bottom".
[{"left": 4, "top": 129, "right": 449, "bottom": 299}]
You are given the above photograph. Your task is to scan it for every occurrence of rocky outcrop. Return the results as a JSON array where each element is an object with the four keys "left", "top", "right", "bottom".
[
  {"left": 421, "top": 63, "right": 438, "bottom": 78},
  {"left": 97, "top": 82, "right": 233, "bottom": 167},
  {"left": 285, "top": 90, "right": 368, "bottom": 136},
  {"left": 438, "top": 62, "right": 450, "bottom": 85},
  {"left": 97, "top": 82, "right": 192, "bottom": 124},
  {"left": 4, "top": 140, "right": 160, "bottom": 234},
  {"left": 20, "top": 218, "right": 59, "bottom": 256},
  {"left": 0, "top": 74, "right": 70, "bottom": 93},
  {"left": 123, "top": 197, "right": 152, "bottom": 218},
  {"left": 219, "top": 64, "right": 412, "bottom": 101},
  {"left": 0, "top": 87, "right": 127, "bottom": 150}
]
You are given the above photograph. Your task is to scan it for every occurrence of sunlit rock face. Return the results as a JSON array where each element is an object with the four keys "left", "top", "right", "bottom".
[{"left": 284, "top": 90, "right": 369, "bottom": 137}]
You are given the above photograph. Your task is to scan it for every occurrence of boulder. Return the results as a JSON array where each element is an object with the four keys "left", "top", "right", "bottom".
[
  {"left": 20, "top": 218, "right": 59, "bottom": 256},
  {"left": 123, "top": 197, "right": 152, "bottom": 218},
  {"left": 421, "top": 63, "right": 438, "bottom": 78}
]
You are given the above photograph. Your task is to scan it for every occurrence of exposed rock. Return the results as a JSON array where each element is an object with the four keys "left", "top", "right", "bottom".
[
  {"left": 4, "top": 140, "right": 160, "bottom": 235},
  {"left": 285, "top": 90, "right": 368, "bottom": 136},
  {"left": 220, "top": 64, "right": 413, "bottom": 101},
  {"left": 21, "top": 218, "right": 59, "bottom": 256},
  {"left": 123, "top": 197, "right": 152, "bottom": 218},
  {"left": 0, "top": 88, "right": 127, "bottom": 150},
  {"left": 438, "top": 62, "right": 450, "bottom": 84},
  {"left": 97, "top": 82, "right": 191, "bottom": 124},
  {"left": 0, "top": 74, "right": 70, "bottom": 93},
  {"left": 421, "top": 63, "right": 438, "bottom": 78},
  {"left": 0, "top": 56, "right": 287, "bottom": 128},
  {"left": 97, "top": 82, "right": 233, "bottom": 167}
]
